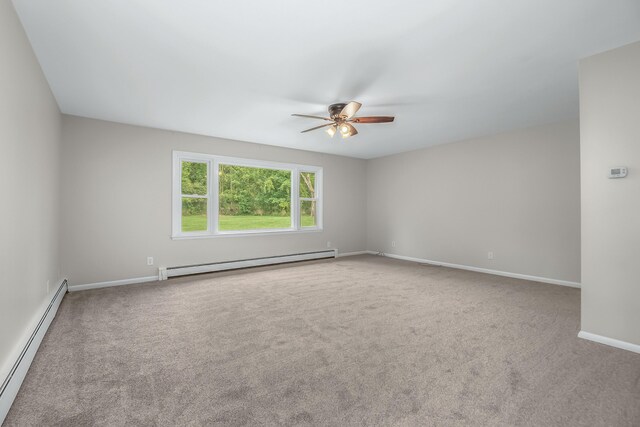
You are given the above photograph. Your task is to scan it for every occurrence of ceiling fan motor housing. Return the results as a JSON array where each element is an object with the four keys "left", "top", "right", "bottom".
[{"left": 328, "top": 103, "right": 348, "bottom": 119}]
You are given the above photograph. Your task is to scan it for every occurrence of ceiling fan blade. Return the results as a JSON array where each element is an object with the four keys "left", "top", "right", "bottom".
[
  {"left": 300, "top": 122, "right": 336, "bottom": 133},
  {"left": 339, "top": 101, "right": 362, "bottom": 119},
  {"left": 291, "top": 114, "right": 333, "bottom": 121},
  {"left": 350, "top": 116, "right": 395, "bottom": 124}
]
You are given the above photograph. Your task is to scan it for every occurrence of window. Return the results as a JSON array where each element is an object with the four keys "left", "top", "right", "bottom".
[
  {"left": 172, "top": 152, "right": 322, "bottom": 238},
  {"left": 299, "top": 172, "right": 317, "bottom": 228},
  {"left": 218, "top": 164, "right": 292, "bottom": 231},
  {"left": 180, "top": 161, "right": 209, "bottom": 232}
]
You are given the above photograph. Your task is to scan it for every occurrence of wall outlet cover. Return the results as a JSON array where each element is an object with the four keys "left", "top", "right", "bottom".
[{"left": 608, "top": 166, "right": 628, "bottom": 178}]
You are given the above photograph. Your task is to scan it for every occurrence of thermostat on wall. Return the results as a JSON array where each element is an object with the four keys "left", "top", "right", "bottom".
[{"left": 608, "top": 167, "right": 628, "bottom": 178}]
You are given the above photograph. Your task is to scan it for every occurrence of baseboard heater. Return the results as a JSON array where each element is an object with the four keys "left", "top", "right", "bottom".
[
  {"left": 1, "top": 279, "right": 67, "bottom": 423},
  {"left": 160, "top": 250, "right": 336, "bottom": 279}
]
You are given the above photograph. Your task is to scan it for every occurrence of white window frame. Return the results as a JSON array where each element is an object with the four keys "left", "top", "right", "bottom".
[
  {"left": 172, "top": 151, "right": 323, "bottom": 239},
  {"left": 298, "top": 171, "right": 320, "bottom": 229}
]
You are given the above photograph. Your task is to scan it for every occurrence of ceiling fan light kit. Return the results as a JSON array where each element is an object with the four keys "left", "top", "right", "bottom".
[{"left": 293, "top": 101, "right": 394, "bottom": 139}]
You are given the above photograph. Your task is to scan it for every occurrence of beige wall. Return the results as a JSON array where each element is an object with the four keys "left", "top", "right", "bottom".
[
  {"left": 0, "top": 0, "right": 62, "bottom": 379},
  {"left": 366, "top": 120, "right": 581, "bottom": 283},
  {"left": 579, "top": 41, "right": 640, "bottom": 345},
  {"left": 60, "top": 116, "right": 367, "bottom": 285}
]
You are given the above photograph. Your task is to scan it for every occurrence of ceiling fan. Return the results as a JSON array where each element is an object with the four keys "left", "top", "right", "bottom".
[{"left": 292, "top": 101, "right": 394, "bottom": 139}]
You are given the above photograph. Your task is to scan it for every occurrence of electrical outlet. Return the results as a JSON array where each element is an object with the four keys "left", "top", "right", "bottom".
[
  {"left": 327, "top": 241, "right": 331, "bottom": 248},
  {"left": 488, "top": 252, "right": 494, "bottom": 260},
  {"left": 392, "top": 241, "right": 396, "bottom": 248},
  {"left": 147, "top": 257, "right": 154, "bottom": 266}
]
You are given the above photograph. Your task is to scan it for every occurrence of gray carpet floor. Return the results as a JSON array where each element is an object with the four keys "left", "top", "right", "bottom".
[{"left": 4, "top": 255, "right": 640, "bottom": 426}]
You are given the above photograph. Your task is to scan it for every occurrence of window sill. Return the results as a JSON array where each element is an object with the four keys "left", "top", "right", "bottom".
[{"left": 171, "top": 227, "right": 323, "bottom": 240}]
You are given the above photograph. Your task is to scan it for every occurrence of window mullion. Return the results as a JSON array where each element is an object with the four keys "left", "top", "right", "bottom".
[
  {"left": 317, "top": 169, "right": 322, "bottom": 229},
  {"left": 292, "top": 168, "right": 299, "bottom": 230},
  {"left": 211, "top": 160, "right": 219, "bottom": 234},
  {"left": 173, "top": 154, "right": 182, "bottom": 236}
]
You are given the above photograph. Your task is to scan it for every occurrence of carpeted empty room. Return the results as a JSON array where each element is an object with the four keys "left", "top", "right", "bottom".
[
  {"left": 3, "top": 1, "right": 640, "bottom": 426},
  {"left": 5, "top": 256, "right": 640, "bottom": 425}
]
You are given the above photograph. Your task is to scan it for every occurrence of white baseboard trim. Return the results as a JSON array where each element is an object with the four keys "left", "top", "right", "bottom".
[
  {"left": 68, "top": 276, "right": 158, "bottom": 292},
  {"left": 578, "top": 331, "right": 640, "bottom": 354},
  {"left": 0, "top": 279, "right": 67, "bottom": 424},
  {"left": 378, "top": 252, "right": 581, "bottom": 288},
  {"left": 336, "top": 250, "right": 371, "bottom": 258}
]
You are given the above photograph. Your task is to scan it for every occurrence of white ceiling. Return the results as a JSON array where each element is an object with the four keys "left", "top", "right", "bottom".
[{"left": 12, "top": 0, "right": 640, "bottom": 159}]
